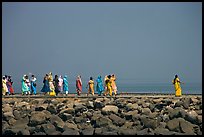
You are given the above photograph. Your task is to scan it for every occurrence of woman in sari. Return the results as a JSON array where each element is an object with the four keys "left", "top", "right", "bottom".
[
  {"left": 7, "top": 76, "right": 14, "bottom": 95},
  {"left": 111, "top": 74, "right": 118, "bottom": 96},
  {"left": 48, "top": 72, "right": 56, "bottom": 96},
  {"left": 104, "top": 75, "right": 112, "bottom": 96},
  {"left": 63, "top": 75, "right": 69, "bottom": 95},
  {"left": 172, "top": 75, "right": 184, "bottom": 97},
  {"left": 86, "top": 77, "right": 95, "bottom": 96},
  {"left": 2, "top": 76, "right": 8, "bottom": 95},
  {"left": 96, "top": 76, "right": 104, "bottom": 96},
  {"left": 41, "top": 74, "right": 50, "bottom": 95},
  {"left": 22, "top": 75, "right": 29, "bottom": 95},
  {"left": 31, "top": 75, "right": 37, "bottom": 95},
  {"left": 58, "top": 75, "right": 63, "bottom": 93},
  {"left": 76, "top": 75, "right": 82, "bottom": 95}
]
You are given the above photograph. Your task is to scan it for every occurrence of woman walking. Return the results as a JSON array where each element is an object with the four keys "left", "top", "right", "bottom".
[
  {"left": 96, "top": 76, "right": 104, "bottom": 96},
  {"left": 22, "top": 75, "right": 29, "bottom": 95},
  {"left": 63, "top": 75, "right": 69, "bottom": 95},
  {"left": 76, "top": 75, "right": 82, "bottom": 96},
  {"left": 31, "top": 75, "right": 37, "bottom": 95},
  {"left": 7, "top": 76, "right": 15, "bottom": 95},
  {"left": 86, "top": 77, "right": 95, "bottom": 96},
  {"left": 41, "top": 74, "right": 50, "bottom": 95}
]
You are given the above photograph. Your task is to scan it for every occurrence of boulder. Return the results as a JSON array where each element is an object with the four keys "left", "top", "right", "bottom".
[
  {"left": 59, "top": 108, "right": 75, "bottom": 115},
  {"left": 185, "top": 110, "right": 198, "bottom": 124},
  {"left": 3, "top": 111, "right": 14, "bottom": 121},
  {"left": 140, "top": 117, "right": 158, "bottom": 129},
  {"left": 95, "top": 117, "right": 112, "bottom": 127},
  {"left": 109, "top": 114, "right": 125, "bottom": 126},
  {"left": 154, "top": 127, "right": 174, "bottom": 135},
  {"left": 118, "top": 128, "right": 137, "bottom": 135},
  {"left": 29, "top": 111, "right": 47, "bottom": 126},
  {"left": 86, "top": 101, "right": 94, "bottom": 108},
  {"left": 126, "top": 103, "right": 138, "bottom": 111},
  {"left": 50, "top": 115, "right": 65, "bottom": 131},
  {"left": 166, "top": 118, "right": 180, "bottom": 132},
  {"left": 47, "top": 104, "right": 57, "bottom": 114},
  {"left": 62, "top": 128, "right": 80, "bottom": 135},
  {"left": 81, "top": 127, "right": 94, "bottom": 135},
  {"left": 101, "top": 105, "right": 118, "bottom": 115},
  {"left": 137, "top": 128, "right": 154, "bottom": 135},
  {"left": 94, "top": 128, "right": 102, "bottom": 135},
  {"left": 41, "top": 123, "right": 57, "bottom": 135},
  {"left": 94, "top": 100, "right": 105, "bottom": 109},
  {"left": 2, "top": 104, "right": 13, "bottom": 113},
  {"left": 179, "top": 118, "right": 195, "bottom": 135},
  {"left": 63, "top": 122, "right": 79, "bottom": 131},
  {"left": 35, "top": 103, "right": 48, "bottom": 111}
]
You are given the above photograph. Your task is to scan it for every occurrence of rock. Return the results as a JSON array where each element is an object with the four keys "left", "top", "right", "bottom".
[
  {"left": 15, "top": 116, "right": 29, "bottom": 125},
  {"left": 94, "top": 100, "right": 105, "bottom": 109},
  {"left": 197, "top": 115, "right": 202, "bottom": 124},
  {"left": 109, "top": 114, "right": 125, "bottom": 126},
  {"left": 123, "top": 110, "right": 138, "bottom": 120},
  {"left": 95, "top": 117, "right": 112, "bottom": 127},
  {"left": 2, "top": 121, "right": 9, "bottom": 132},
  {"left": 118, "top": 128, "right": 137, "bottom": 135},
  {"left": 62, "top": 128, "right": 80, "bottom": 135},
  {"left": 94, "top": 128, "right": 102, "bottom": 135},
  {"left": 59, "top": 108, "right": 75, "bottom": 115},
  {"left": 15, "top": 101, "right": 29, "bottom": 108},
  {"left": 121, "top": 121, "right": 134, "bottom": 129},
  {"left": 181, "top": 98, "right": 192, "bottom": 109},
  {"left": 126, "top": 103, "right": 138, "bottom": 111},
  {"left": 59, "top": 113, "right": 73, "bottom": 121},
  {"left": 185, "top": 110, "right": 198, "bottom": 124},
  {"left": 169, "top": 109, "right": 181, "bottom": 119},
  {"left": 13, "top": 110, "right": 21, "bottom": 120},
  {"left": 81, "top": 127, "right": 94, "bottom": 135},
  {"left": 153, "top": 98, "right": 162, "bottom": 104},
  {"left": 174, "top": 101, "right": 183, "bottom": 108},
  {"left": 17, "top": 129, "right": 30, "bottom": 135},
  {"left": 8, "top": 118, "right": 16, "bottom": 126},
  {"left": 101, "top": 105, "right": 118, "bottom": 115},
  {"left": 179, "top": 118, "right": 195, "bottom": 135},
  {"left": 140, "top": 117, "right": 158, "bottom": 129},
  {"left": 47, "top": 104, "right": 57, "bottom": 114},
  {"left": 3, "top": 111, "right": 14, "bottom": 121},
  {"left": 63, "top": 122, "right": 79, "bottom": 131},
  {"left": 42, "top": 110, "right": 52, "bottom": 119},
  {"left": 29, "top": 111, "right": 47, "bottom": 126},
  {"left": 154, "top": 127, "right": 174, "bottom": 135},
  {"left": 50, "top": 115, "right": 65, "bottom": 131},
  {"left": 142, "top": 102, "right": 150, "bottom": 108},
  {"left": 141, "top": 108, "right": 151, "bottom": 115},
  {"left": 51, "top": 99, "right": 58, "bottom": 105},
  {"left": 35, "top": 103, "right": 48, "bottom": 111},
  {"left": 41, "top": 123, "right": 57, "bottom": 135},
  {"left": 32, "top": 132, "right": 46, "bottom": 135},
  {"left": 137, "top": 128, "right": 154, "bottom": 135},
  {"left": 2, "top": 104, "right": 13, "bottom": 113},
  {"left": 166, "top": 118, "right": 180, "bottom": 132},
  {"left": 86, "top": 101, "right": 94, "bottom": 108}
]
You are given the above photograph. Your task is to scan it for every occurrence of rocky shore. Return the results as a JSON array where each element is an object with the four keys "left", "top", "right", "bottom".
[{"left": 2, "top": 95, "right": 202, "bottom": 135}]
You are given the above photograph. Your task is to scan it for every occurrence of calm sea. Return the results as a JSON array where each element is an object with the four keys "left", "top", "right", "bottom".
[{"left": 11, "top": 78, "right": 202, "bottom": 95}]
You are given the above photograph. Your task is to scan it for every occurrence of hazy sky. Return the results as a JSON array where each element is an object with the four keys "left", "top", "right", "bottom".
[{"left": 2, "top": 2, "right": 202, "bottom": 84}]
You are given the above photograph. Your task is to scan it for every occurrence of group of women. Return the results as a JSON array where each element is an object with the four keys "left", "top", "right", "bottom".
[
  {"left": 2, "top": 75, "right": 14, "bottom": 95},
  {"left": 41, "top": 72, "right": 69, "bottom": 96},
  {"left": 2, "top": 74, "right": 183, "bottom": 97},
  {"left": 21, "top": 74, "right": 37, "bottom": 95}
]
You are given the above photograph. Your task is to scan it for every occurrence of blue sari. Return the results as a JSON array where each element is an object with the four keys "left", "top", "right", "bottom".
[
  {"left": 96, "top": 76, "right": 104, "bottom": 95},
  {"left": 63, "top": 75, "right": 69, "bottom": 92}
]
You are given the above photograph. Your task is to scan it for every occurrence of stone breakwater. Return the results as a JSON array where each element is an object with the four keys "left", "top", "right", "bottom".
[{"left": 2, "top": 95, "right": 202, "bottom": 135}]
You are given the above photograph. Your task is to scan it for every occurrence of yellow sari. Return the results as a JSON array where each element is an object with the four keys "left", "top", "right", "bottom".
[{"left": 172, "top": 78, "right": 182, "bottom": 97}]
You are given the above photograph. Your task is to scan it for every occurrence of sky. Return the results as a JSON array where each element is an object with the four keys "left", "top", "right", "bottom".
[{"left": 2, "top": 2, "right": 202, "bottom": 85}]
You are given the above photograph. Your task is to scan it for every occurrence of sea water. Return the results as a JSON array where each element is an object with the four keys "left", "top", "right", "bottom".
[{"left": 10, "top": 78, "right": 202, "bottom": 95}]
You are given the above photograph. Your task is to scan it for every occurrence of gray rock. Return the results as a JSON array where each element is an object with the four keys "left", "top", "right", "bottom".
[
  {"left": 86, "top": 101, "right": 94, "bottom": 108},
  {"left": 109, "top": 113, "right": 125, "bottom": 126},
  {"left": 141, "top": 108, "right": 151, "bottom": 115},
  {"left": 140, "top": 117, "right": 158, "bottom": 129},
  {"left": 59, "top": 108, "right": 75, "bottom": 115},
  {"left": 179, "top": 118, "right": 196, "bottom": 135},
  {"left": 185, "top": 110, "right": 198, "bottom": 124},
  {"left": 8, "top": 118, "right": 16, "bottom": 126},
  {"left": 137, "top": 128, "right": 154, "bottom": 135},
  {"left": 166, "top": 118, "right": 180, "bottom": 132},
  {"left": 118, "top": 128, "right": 137, "bottom": 135},
  {"left": 41, "top": 123, "right": 57, "bottom": 135},
  {"left": 101, "top": 105, "right": 118, "bottom": 115},
  {"left": 3, "top": 111, "right": 14, "bottom": 121},
  {"left": 94, "top": 128, "right": 102, "bottom": 135},
  {"left": 154, "top": 127, "right": 174, "bottom": 135},
  {"left": 81, "top": 127, "right": 94, "bottom": 135},
  {"left": 17, "top": 129, "right": 30, "bottom": 135},
  {"left": 47, "top": 104, "right": 57, "bottom": 114},
  {"left": 126, "top": 103, "right": 138, "bottom": 111},
  {"left": 2, "top": 104, "right": 13, "bottom": 113},
  {"left": 95, "top": 116, "right": 112, "bottom": 127},
  {"left": 35, "top": 103, "right": 48, "bottom": 111},
  {"left": 62, "top": 128, "right": 80, "bottom": 135},
  {"left": 169, "top": 108, "right": 181, "bottom": 119},
  {"left": 181, "top": 98, "right": 192, "bottom": 109},
  {"left": 32, "top": 132, "right": 46, "bottom": 135},
  {"left": 13, "top": 110, "right": 21, "bottom": 120},
  {"left": 50, "top": 115, "right": 65, "bottom": 131},
  {"left": 123, "top": 110, "right": 138, "bottom": 120},
  {"left": 174, "top": 101, "right": 183, "bottom": 108},
  {"left": 29, "top": 111, "right": 47, "bottom": 126},
  {"left": 59, "top": 113, "right": 73, "bottom": 121},
  {"left": 63, "top": 122, "right": 79, "bottom": 131},
  {"left": 94, "top": 100, "right": 105, "bottom": 109}
]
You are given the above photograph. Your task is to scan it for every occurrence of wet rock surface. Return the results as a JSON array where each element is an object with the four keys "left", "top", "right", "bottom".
[{"left": 2, "top": 96, "right": 202, "bottom": 135}]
